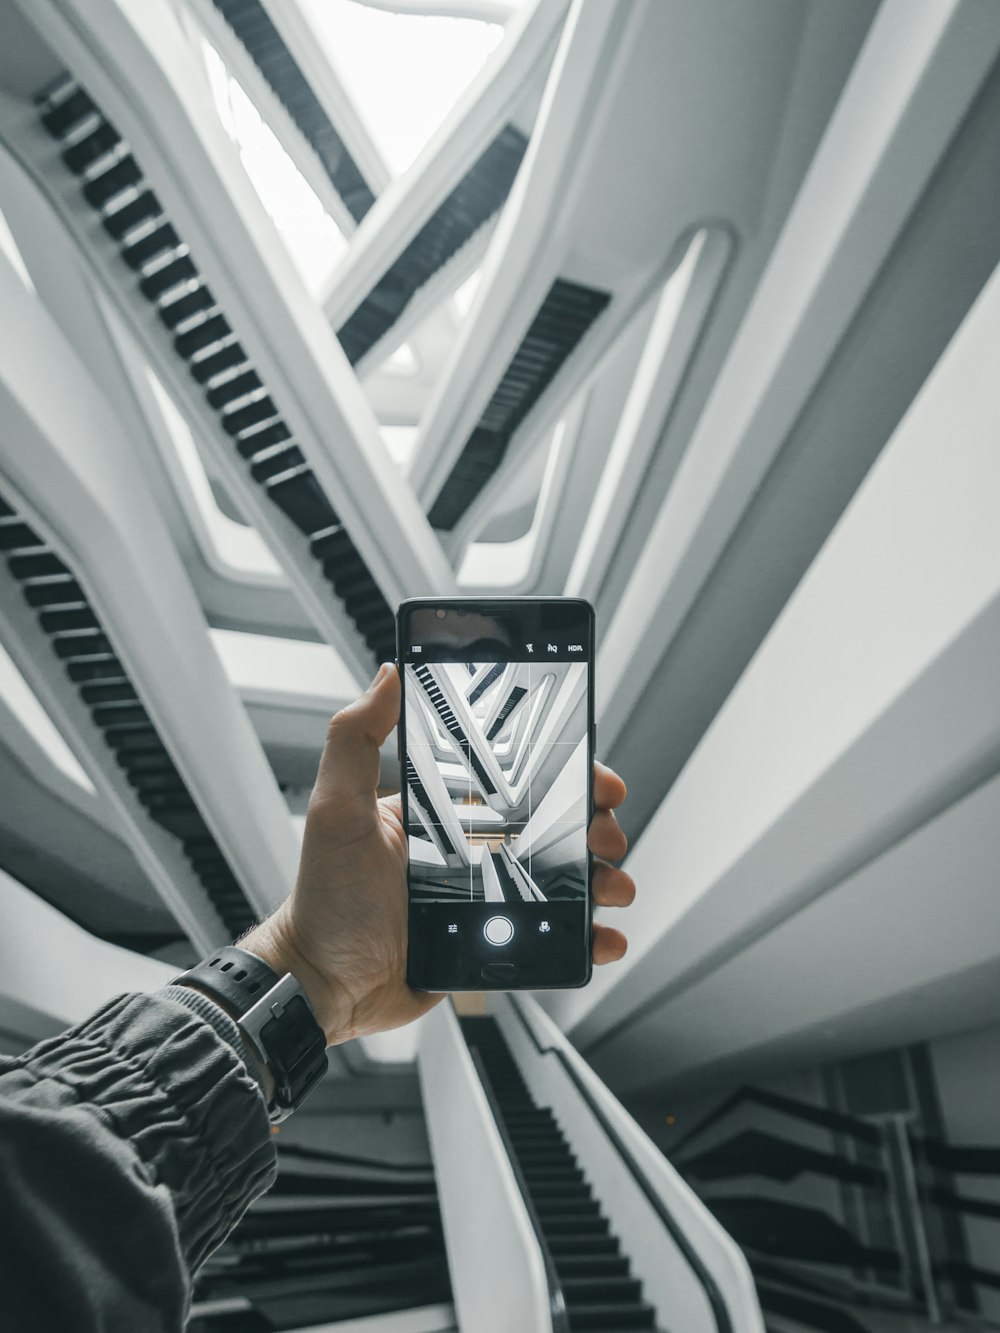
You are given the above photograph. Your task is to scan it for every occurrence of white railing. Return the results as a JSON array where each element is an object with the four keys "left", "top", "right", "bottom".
[
  {"left": 417, "top": 1001, "right": 554, "bottom": 1333},
  {"left": 493, "top": 993, "right": 765, "bottom": 1333}
]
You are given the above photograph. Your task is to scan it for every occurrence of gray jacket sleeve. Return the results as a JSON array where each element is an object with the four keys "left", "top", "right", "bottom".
[{"left": 0, "top": 989, "right": 277, "bottom": 1332}]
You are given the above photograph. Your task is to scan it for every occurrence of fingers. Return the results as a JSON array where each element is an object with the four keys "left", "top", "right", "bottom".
[
  {"left": 592, "top": 860, "right": 635, "bottom": 908},
  {"left": 313, "top": 663, "right": 400, "bottom": 804},
  {"left": 588, "top": 809, "right": 627, "bottom": 861},
  {"left": 592, "top": 923, "right": 628, "bottom": 965},
  {"left": 594, "top": 761, "right": 626, "bottom": 812}
]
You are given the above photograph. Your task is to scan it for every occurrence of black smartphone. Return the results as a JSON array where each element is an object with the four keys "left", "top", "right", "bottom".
[{"left": 398, "top": 597, "right": 595, "bottom": 992}]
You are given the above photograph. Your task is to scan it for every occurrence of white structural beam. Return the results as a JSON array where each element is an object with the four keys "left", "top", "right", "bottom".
[
  {"left": 411, "top": 0, "right": 829, "bottom": 541},
  {"left": 546, "top": 253, "right": 1000, "bottom": 1083},
  {"left": 597, "top": 0, "right": 1000, "bottom": 751},
  {"left": 321, "top": 0, "right": 567, "bottom": 369},
  {"left": 418, "top": 1001, "right": 554, "bottom": 1333},
  {"left": 408, "top": 0, "right": 647, "bottom": 507},
  {"left": 15, "top": 0, "right": 455, "bottom": 621},
  {"left": 565, "top": 228, "right": 731, "bottom": 600},
  {"left": 0, "top": 866, "right": 173, "bottom": 1046},
  {"left": 0, "top": 243, "right": 299, "bottom": 947}
]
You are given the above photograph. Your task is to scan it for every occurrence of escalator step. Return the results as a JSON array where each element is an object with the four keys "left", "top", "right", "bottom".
[
  {"left": 565, "top": 1303, "right": 656, "bottom": 1330},
  {"left": 547, "top": 1236, "right": 620, "bottom": 1257},
  {"left": 539, "top": 1216, "right": 610, "bottom": 1236},
  {"left": 80, "top": 681, "right": 138, "bottom": 707},
  {"left": 66, "top": 656, "right": 126, "bottom": 683},
  {"left": 52, "top": 631, "right": 113, "bottom": 660},
  {"left": 102, "top": 188, "right": 162, "bottom": 240},
  {"left": 24, "top": 577, "right": 86, "bottom": 608},
  {"left": 139, "top": 252, "right": 198, "bottom": 300},
  {"left": 190, "top": 339, "right": 247, "bottom": 385},
  {"left": 535, "top": 1199, "right": 601, "bottom": 1219},
  {"left": 122, "top": 221, "right": 180, "bottom": 270},
  {"left": 206, "top": 368, "right": 263, "bottom": 410},
  {"left": 265, "top": 468, "right": 336, "bottom": 535},
  {"left": 0, "top": 523, "right": 45, "bottom": 553},
  {"left": 91, "top": 701, "right": 150, "bottom": 729},
  {"left": 158, "top": 285, "right": 216, "bottom": 331},
  {"left": 556, "top": 1255, "right": 630, "bottom": 1278},
  {"left": 8, "top": 552, "right": 69, "bottom": 579},
  {"left": 234, "top": 418, "right": 291, "bottom": 458},
  {"left": 249, "top": 446, "right": 305, "bottom": 484},
  {"left": 84, "top": 155, "right": 143, "bottom": 208},
  {"left": 39, "top": 607, "right": 101, "bottom": 634},
  {"left": 40, "top": 87, "right": 95, "bottom": 138},
  {"left": 562, "top": 1276, "right": 642, "bottom": 1304},
  {"left": 175, "top": 312, "right": 232, "bottom": 360},
  {"left": 221, "top": 392, "right": 278, "bottom": 436},
  {"left": 61, "top": 120, "right": 119, "bottom": 174}
]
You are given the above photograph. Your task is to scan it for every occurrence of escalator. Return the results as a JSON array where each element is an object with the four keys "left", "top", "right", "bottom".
[
  {"left": 35, "top": 74, "right": 396, "bottom": 664},
  {"left": 462, "top": 1016, "right": 661, "bottom": 1331},
  {"left": 209, "top": 0, "right": 377, "bottom": 224},
  {"left": 0, "top": 491, "right": 254, "bottom": 939},
  {"left": 336, "top": 125, "right": 528, "bottom": 368},
  {"left": 427, "top": 277, "right": 610, "bottom": 531}
]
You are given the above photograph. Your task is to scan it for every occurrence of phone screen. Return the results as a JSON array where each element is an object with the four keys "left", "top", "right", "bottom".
[{"left": 399, "top": 599, "right": 594, "bottom": 991}]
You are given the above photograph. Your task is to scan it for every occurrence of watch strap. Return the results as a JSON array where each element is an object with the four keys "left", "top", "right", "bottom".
[{"left": 173, "top": 946, "right": 327, "bottom": 1122}]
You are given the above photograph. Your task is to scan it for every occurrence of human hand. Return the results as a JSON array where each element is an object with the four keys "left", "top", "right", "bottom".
[{"left": 243, "top": 663, "right": 635, "bottom": 1046}]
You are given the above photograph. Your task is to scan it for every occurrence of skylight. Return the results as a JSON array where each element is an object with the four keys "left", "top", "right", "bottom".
[
  {"left": 145, "top": 369, "right": 283, "bottom": 582},
  {"left": 0, "top": 640, "right": 94, "bottom": 792},
  {"left": 299, "top": 1, "right": 504, "bottom": 176},
  {"left": 203, "top": 41, "right": 347, "bottom": 294},
  {"left": 210, "top": 628, "right": 361, "bottom": 702}
]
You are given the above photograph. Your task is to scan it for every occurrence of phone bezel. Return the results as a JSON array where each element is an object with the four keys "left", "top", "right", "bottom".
[{"left": 397, "top": 596, "right": 595, "bottom": 992}]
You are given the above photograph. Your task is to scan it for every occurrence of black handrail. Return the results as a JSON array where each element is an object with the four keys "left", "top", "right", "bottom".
[
  {"left": 506, "top": 997, "right": 734, "bottom": 1333},
  {"left": 667, "top": 1085, "right": 1000, "bottom": 1179},
  {"left": 670, "top": 1086, "right": 881, "bottom": 1158},
  {"left": 469, "top": 1048, "right": 571, "bottom": 1333}
]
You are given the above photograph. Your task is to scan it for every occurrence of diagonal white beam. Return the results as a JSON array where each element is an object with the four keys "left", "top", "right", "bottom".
[
  {"left": 18, "top": 0, "right": 455, "bottom": 610},
  {"left": 0, "top": 243, "right": 299, "bottom": 947},
  {"left": 598, "top": 0, "right": 1000, "bottom": 750}
]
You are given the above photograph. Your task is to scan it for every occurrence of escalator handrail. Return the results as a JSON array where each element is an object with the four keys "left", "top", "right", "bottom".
[
  {"left": 507, "top": 996, "right": 735, "bottom": 1333},
  {"left": 469, "top": 1048, "right": 571, "bottom": 1333},
  {"left": 668, "top": 1086, "right": 1000, "bottom": 1179}
]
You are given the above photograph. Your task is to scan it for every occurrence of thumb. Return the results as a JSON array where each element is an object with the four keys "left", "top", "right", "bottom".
[{"left": 313, "top": 662, "right": 400, "bottom": 805}]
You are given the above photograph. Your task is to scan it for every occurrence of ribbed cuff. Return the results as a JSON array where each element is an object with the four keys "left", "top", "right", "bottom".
[
  {"left": 162, "top": 985, "right": 267, "bottom": 1098},
  {"left": 23, "top": 991, "right": 277, "bottom": 1269}
]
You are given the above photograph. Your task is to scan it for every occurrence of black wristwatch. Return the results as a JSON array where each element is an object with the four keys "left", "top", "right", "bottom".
[{"left": 174, "top": 946, "right": 328, "bottom": 1122}]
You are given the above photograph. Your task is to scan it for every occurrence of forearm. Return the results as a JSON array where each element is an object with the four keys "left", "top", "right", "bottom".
[{"left": 0, "top": 991, "right": 276, "bottom": 1332}]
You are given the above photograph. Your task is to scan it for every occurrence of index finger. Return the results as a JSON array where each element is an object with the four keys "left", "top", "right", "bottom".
[{"left": 594, "top": 760, "right": 626, "bottom": 812}]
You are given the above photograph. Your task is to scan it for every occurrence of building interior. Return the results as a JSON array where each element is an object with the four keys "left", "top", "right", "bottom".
[{"left": 0, "top": 0, "right": 998, "bottom": 1330}]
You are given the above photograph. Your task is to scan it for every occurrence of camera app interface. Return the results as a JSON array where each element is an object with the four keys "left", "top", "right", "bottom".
[{"left": 405, "top": 655, "right": 588, "bottom": 908}]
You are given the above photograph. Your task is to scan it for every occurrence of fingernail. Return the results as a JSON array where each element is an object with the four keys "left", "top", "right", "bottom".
[{"left": 369, "top": 662, "right": 391, "bottom": 689}]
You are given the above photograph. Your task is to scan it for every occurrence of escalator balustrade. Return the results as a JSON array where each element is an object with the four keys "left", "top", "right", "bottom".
[
  {"left": 210, "top": 0, "right": 376, "bottom": 224},
  {"left": 336, "top": 125, "right": 529, "bottom": 367},
  {"left": 463, "top": 1017, "right": 662, "bottom": 1332},
  {"left": 0, "top": 492, "right": 255, "bottom": 938},
  {"left": 428, "top": 277, "right": 611, "bottom": 532},
  {"left": 36, "top": 74, "right": 396, "bottom": 663}
]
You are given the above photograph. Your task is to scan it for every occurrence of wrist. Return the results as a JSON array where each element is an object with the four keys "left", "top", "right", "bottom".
[{"left": 240, "top": 910, "right": 353, "bottom": 1048}]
